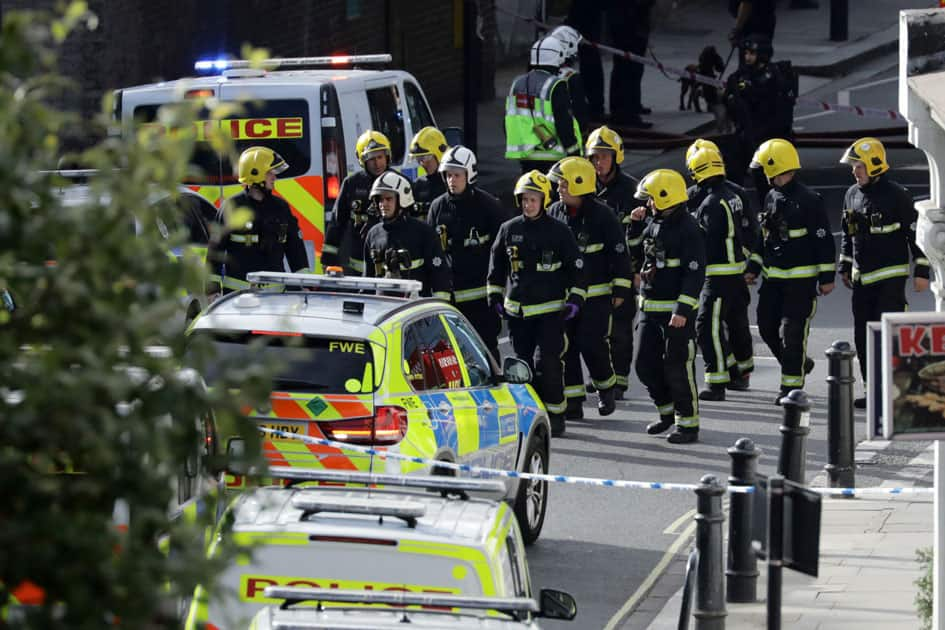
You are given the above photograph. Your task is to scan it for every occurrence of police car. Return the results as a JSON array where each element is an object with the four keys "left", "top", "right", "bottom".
[
  {"left": 187, "top": 271, "right": 552, "bottom": 544},
  {"left": 184, "top": 469, "right": 576, "bottom": 629},
  {"left": 116, "top": 54, "right": 441, "bottom": 273}
]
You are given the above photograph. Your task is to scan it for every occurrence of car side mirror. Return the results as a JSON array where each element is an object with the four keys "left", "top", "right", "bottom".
[
  {"left": 537, "top": 588, "right": 577, "bottom": 620},
  {"left": 501, "top": 356, "right": 532, "bottom": 384},
  {"left": 442, "top": 126, "right": 464, "bottom": 147}
]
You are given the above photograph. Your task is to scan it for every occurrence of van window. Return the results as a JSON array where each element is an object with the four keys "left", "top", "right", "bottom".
[
  {"left": 133, "top": 99, "right": 312, "bottom": 185},
  {"left": 404, "top": 81, "right": 435, "bottom": 133},
  {"left": 366, "top": 85, "right": 406, "bottom": 165},
  {"left": 402, "top": 315, "right": 463, "bottom": 391}
]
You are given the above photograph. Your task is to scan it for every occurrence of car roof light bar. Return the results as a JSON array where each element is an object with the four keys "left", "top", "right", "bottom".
[
  {"left": 195, "top": 54, "right": 392, "bottom": 72},
  {"left": 265, "top": 586, "right": 541, "bottom": 613},
  {"left": 269, "top": 466, "right": 506, "bottom": 494},
  {"left": 291, "top": 494, "right": 426, "bottom": 526},
  {"left": 245, "top": 271, "right": 421, "bottom": 298}
]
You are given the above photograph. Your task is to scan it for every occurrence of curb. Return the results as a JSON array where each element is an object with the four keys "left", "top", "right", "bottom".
[{"left": 794, "top": 26, "right": 899, "bottom": 77}]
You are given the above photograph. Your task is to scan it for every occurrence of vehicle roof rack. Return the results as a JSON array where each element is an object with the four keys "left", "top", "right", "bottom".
[
  {"left": 268, "top": 466, "right": 506, "bottom": 498},
  {"left": 246, "top": 271, "right": 421, "bottom": 298},
  {"left": 291, "top": 494, "right": 426, "bottom": 527},
  {"left": 195, "top": 54, "right": 392, "bottom": 73},
  {"left": 265, "top": 586, "right": 541, "bottom": 614}
]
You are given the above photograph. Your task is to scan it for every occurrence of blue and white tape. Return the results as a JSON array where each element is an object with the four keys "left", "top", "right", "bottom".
[{"left": 258, "top": 428, "right": 933, "bottom": 498}]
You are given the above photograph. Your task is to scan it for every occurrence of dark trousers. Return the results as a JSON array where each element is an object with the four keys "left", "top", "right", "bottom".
[
  {"left": 519, "top": 160, "right": 555, "bottom": 175},
  {"left": 852, "top": 276, "right": 907, "bottom": 380},
  {"left": 636, "top": 314, "right": 699, "bottom": 427},
  {"left": 457, "top": 297, "right": 501, "bottom": 363},
  {"left": 564, "top": 296, "right": 616, "bottom": 401},
  {"left": 508, "top": 313, "right": 567, "bottom": 416},
  {"left": 757, "top": 278, "right": 818, "bottom": 389},
  {"left": 697, "top": 277, "right": 754, "bottom": 385},
  {"left": 611, "top": 294, "right": 638, "bottom": 390},
  {"left": 578, "top": 45, "right": 605, "bottom": 119}
]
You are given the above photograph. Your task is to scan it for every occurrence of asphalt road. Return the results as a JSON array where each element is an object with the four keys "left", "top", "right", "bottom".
[{"left": 512, "top": 56, "right": 936, "bottom": 630}]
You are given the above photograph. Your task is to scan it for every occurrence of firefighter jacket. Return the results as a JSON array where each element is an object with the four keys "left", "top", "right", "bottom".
[
  {"left": 745, "top": 178, "right": 836, "bottom": 285},
  {"left": 362, "top": 213, "right": 451, "bottom": 299},
  {"left": 505, "top": 68, "right": 582, "bottom": 161},
  {"left": 724, "top": 62, "right": 793, "bottom": 145},
  {"left": 691, "top": 176, "right": 758, "bottom": 280},
  {"left": 597, "top": 170, "right": 641, "bottom": 272},
  {"left": 630, "top": 205, "right": 706, "bottom": 319},
  {"left": 209, "top": 191, "right": 309, "bottom": 291},
  {"left": 322, "top": 170, "right": 378, "bottom": 272},
  {"left": 411, "top": 173, "right": 446, "bottom": 221},
  {"left": 427, "top": 187, "right": 511, "bottom": 304},
  {"left": 840, "top": 175, "right": 930, "bottom": 285},
  {"left": 487, "top": 213, "right": 586, "bottom": 318},
  {"left": 548, "top": 196, "right": 634, "bottom": 301}
]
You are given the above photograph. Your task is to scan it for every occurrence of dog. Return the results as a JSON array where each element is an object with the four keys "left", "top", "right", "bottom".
[{"left": 679, "top": 45, "right": 726, "bottom": 113}]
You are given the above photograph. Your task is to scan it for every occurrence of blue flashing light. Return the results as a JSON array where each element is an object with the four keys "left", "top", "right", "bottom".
[{"left": 195, "top": 58, "right": 230, "bottom": 72}]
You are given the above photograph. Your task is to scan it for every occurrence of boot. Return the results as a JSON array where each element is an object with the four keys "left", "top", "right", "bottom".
[
  {"left": 699, "top": 386, "right": 726, "bottom": 401},
  {"left": 804, "top": 357, "right": 815, "bottom": 375},
  {"left": 598, "top": 387, "right": 616, "bottom": 416},
  {"left": 550, "top": 412, "right": 566, "bottom": 437},
  {"left": 667, "top": 426, "right": 699, "bottom": 444},
  {"left": 565, "top": 398, "right": 584, "bottom": 421},
  {"left": 727, "top": 372, "right": 750, "bottom": 391},
  {"left": 614, "top": 386, "right": 627, "bottom": 401},
  {"left": 585, "top": 381, "right": 596, "bottom": 394},
  {"left": 854, "top": 397, "right": 866, "bottom": 410},
  {"left": 774, "top": 388, "right": 791, "bottom": 406},
  {"left": 646, "top": 414, "right": 675, "bottom": 435}
]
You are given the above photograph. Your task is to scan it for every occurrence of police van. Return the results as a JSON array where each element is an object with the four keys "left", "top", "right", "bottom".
[{"left": 115, "top": 54, "right": 439, "bottom": 272}]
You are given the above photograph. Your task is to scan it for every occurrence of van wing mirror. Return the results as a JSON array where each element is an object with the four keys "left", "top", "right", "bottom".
[
  {"left": 501, "top": 357, "right": 532, "bottom": 385},
  {"left": 538, "top": 588, "right": 577, "bottom": 620}
]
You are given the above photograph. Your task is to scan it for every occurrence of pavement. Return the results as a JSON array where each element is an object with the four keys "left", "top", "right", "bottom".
[{"left": 438, "top": 0, "right": 937, "bottom": 627}]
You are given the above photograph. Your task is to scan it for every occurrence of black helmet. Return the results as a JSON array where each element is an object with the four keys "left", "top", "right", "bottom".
[{"left": 742, "top": 33, "right": 773, "bottom": 62}]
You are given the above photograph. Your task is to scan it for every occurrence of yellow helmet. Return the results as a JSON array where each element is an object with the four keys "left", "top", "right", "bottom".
[
  {"left": 547, "top": 156, "right": 597, "bottom": 196},
  {"left": 840, "top": 137, "right": 888, "bottom": 177},
  {"left": 685, "top": 138, "right": 720, "bottom": 164},
  {"left": 585, "top": 125, "right": 624, "bottom": 165},
  {"left": 514, "top": 170, "right": 552, "bottom": 209},
  {"left": 687, "top": 146, "right": 726, "bottom": 183},
  {"left": 237, "top": 146, "right": 288, "bottom": 185},
  {"left": 750, "top": 138, "right": 800, "bottom": 180},
  {"left": 409, "top": 126, "right": 449, "bottom": 162},
  {"left": 355, "top": 130, "right": 392, "bottom": 167},
  {"left": 634, "top": 169, "right": 689, "bottom": 211}
]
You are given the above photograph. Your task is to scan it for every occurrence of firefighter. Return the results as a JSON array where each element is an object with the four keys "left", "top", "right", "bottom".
[
  {"left": 549, "top": 24, "right": 590, "bottom": 133},
  {"left": 408, "top": 126, "right": 449, "bottom": 221},
  {"left": 208, "top": 146, "right": 309, "bottom": 294},
  {"left": 629, "top": 169, "right": 706, "bottom": 444},
  {"left": 687, "top": 146, "right": 755, "bottom": 400},
  {"left": 839, "top": 138, "right": 930, "bottom": 408},
  {"left": 548, "top": 156, "right": 632, "bottom": 419},
  {"left": 488, "top": 170, "right": 586, "bottom": 437},
  {"left": 746, "top": 138, "right": 835, "bottom": 404},
  {"left": 427, "top": 146, "right": 510, "bottom": 361},
  {"left": 322, "top": 130, "right": 391, "bottom": 274},
  {"left": 505, "top": 36, "right": 583, "bottom": 174},
  {"left": 362, "top": 170, "right": 451, "bottom": 300},
  {"left": 586, "top": 125, "right": 639, "bottom": 400}
]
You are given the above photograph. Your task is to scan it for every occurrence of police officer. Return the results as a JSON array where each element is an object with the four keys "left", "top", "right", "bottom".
[
  {"left": 839, "top": 138, "right": 930, "bottom": 408},
  {"left": 209, "top": 146, "right": 309, "bottom": 293},
  {"left": 322, "top": 130, "right": 391, "bottom": 274},
  {"left": 505, "top": 37, "right": 582, "bottom": 174},
  {"left": 488, "top": 170, "right": 586, "bottom": 437},
  {"left": 687, "top": 146, "right": 755, "bottom": 400},
  {"left": 629, "top": 169, "right": 706, "bottom": 444},
  {"left": 408, "top": 126, "right": 449, "bottom": 221},
  {"left": 548, "top": 156, "right": 632, "bottom": 419},
  {"left": 746, "top": 139, "right": 835, "bottom": 404},
  {"left": 428, "top": 146, "right": 510, "bottom": 361},
  {"left": 363, "top": 170, "right": 451, "bottom": 300},
  {"left": 549, "top": 25, "right": 590, "bottom": 133},
  {"left": 586, "top": 125, "right": 639, "bottom": 400}
]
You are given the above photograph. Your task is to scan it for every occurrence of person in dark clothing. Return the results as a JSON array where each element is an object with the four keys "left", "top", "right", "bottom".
[
  {"left": 566, "top": 0, "right": 606, "bottom": 121},
  {"left": 408, "top": 126, "right": 449, "bottom": 222},
  {"left": 550, "top": 24, "right": 591, "bottom": 133},
  {"left": 728, "top": 0, "right": 776, "bottom": 49},
  {"left": 209, "top": 146, "right": 309, "bottom": 294},
  {"left": 608, "top": 0, "right": 654, "bottom": 129},
  {"left": 363, "top": 170, "right": 451, "bottom": 300},
  {"left": 428, "top": 146, "right": 510, "bottom": 361}
]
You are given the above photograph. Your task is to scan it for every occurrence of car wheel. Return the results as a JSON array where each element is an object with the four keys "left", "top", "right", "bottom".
[{"left": 513, "top": 433, "right": 549, "bottom": 545}]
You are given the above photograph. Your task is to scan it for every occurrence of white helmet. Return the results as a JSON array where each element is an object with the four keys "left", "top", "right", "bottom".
[
  {"left": 438, "top": 145, "right": 478, "bottom": 185},
  {"left": 549, "top": 25, "right": 582, "bottom": 59},
  {"left": 529, "top": 37, "right": 567, "bottom": 69},
  {"left": 370, "top": 170, "right": 415, "bottom": 209}
]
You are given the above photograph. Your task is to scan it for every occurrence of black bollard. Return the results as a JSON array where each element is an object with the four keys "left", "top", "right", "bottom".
[
  {"left": 694, "top": 474, "right": 726, "bottom": 630},
  {"left": 825, "top": 340, "right": 856, "bottom": 489},
  {"left": 727, "top": 438, "right": 759, "bottom": 603},
  {"left": 766, "top": 476, "right": 786, "bottom": 630},
  {"left": 829, "top": 0, "right": 849, "bottom": 41},
  {"left": 777, "top": 390, "right": 811, "bottom": 484}
]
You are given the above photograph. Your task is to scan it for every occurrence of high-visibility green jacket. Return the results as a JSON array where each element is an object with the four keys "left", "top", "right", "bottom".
[{"left": 504, "top": 68, "right": 581, "bottom": 161}]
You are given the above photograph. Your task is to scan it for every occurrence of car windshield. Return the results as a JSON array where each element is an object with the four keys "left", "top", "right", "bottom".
[{"left": 192, "top": 331, "right": 376, "bottom": 394}]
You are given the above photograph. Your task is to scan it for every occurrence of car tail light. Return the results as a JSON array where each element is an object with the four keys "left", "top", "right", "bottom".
[{"left": 321, "top": 406, "right": 407, "bottom": 445}]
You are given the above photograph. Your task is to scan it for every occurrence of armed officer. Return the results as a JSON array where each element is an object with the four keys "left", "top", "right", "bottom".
[
  {"left": 488, "top": 170, "right": 586, "bottom": 437},
  {"left": 209, "top": 146, "right": 309, "bottom": 294},
  {"left": 839, "top": 137, "right": 930, "bottom": 408},
  {"left": 428, "top": 146, "right": 510, "bottom": 361},
  {"left": 408, "top": 126, "right": 449, "bottom": 221},
  {"left": 746, "top": 139, "right": 835, "bottom": 404},
  {"left": 548, "top": 156, "right": 632, "bottom": 419},
  {"left": 322, "top": 130, "right": 391, "bottom": 274},
  {"left": 362, "top": 170, "right": 451, "bottom": 299},
  {"left": 629, "top": 169, "right": 706, "bottom": 444}
]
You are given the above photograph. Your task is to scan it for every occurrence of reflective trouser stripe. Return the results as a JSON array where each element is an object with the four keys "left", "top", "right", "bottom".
[
  {"left": 657, "top": 402, "right": 675, "bottom": 416},
  {"left": 679, "top": 339, "right": 699, "bottom": 427},
  {"left": 322, "top": 243, "right": 339, "bottom": 254},
  {"left": 545, "top": 399, "right": 567, "bottom": 414},
  {"left": 592, "top": 374, "right": 617, "bottom": 390},
  {"left": 706, "top": 297, "right": 728, "bottom": 385},
  {"left": 564, "top": 385, "right": 585, "bottom": 399},
  {"left": 737, "top": 358, "right": 754, "bottom": 372},
  {"left": 854, "top": 264, "right": 911, "bottom": 285},
  {"left": 454, "top": 286, "right": 488, "bottom": 302},
  {"left": 487, "top": 284, "right": 504, "bottom": 297},
  {"left": 781, "top": 298, "right": 817, "bottom": 388},
  {"left": 615, "top": 375, "right": 629, "bottom": 387}
]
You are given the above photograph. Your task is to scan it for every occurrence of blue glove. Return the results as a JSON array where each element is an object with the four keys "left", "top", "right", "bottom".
[
  {"left": 563, "top": 303, "right": 579, "bottom": 320},
  {"left": 494, "top": 302, "right": 505, "bottom": 317}
]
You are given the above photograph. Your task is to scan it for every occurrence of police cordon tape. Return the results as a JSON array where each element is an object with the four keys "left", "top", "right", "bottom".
[
  {"left": 496, "top": 6, "right": 906, "bottom": 122},
  {"left": 257, "top": 427, "right": 932, "bottom": 497}
]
